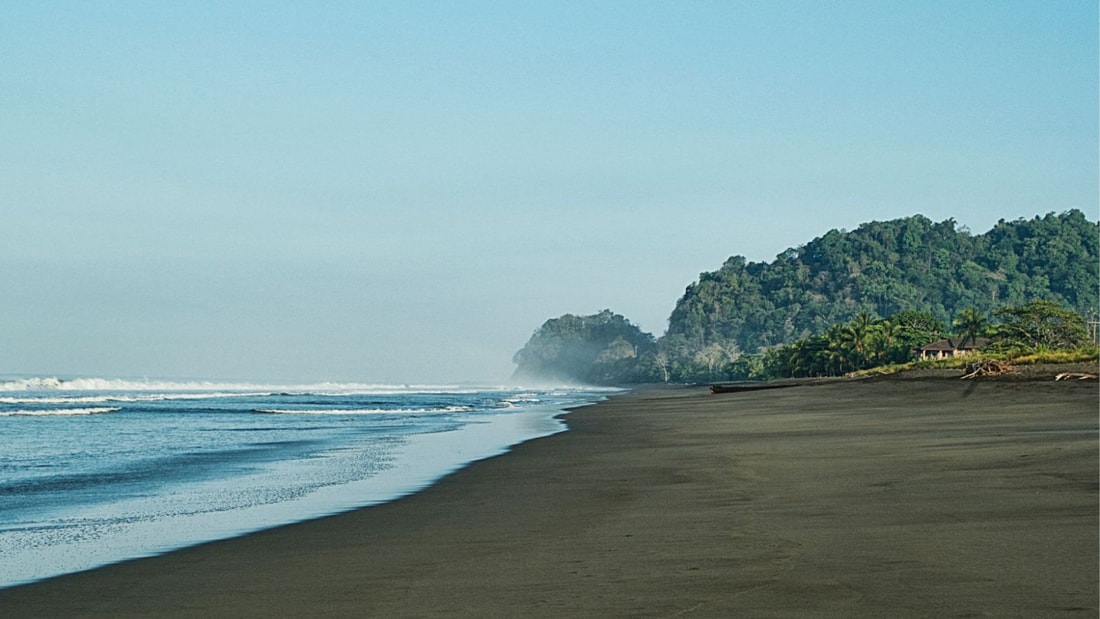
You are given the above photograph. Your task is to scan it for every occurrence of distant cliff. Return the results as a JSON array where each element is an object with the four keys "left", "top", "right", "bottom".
[{"left": 511, "top": 310, "right": 656, "bottom": 385}]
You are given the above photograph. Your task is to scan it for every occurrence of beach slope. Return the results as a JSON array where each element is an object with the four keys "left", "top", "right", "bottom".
[{"left": 1, "top": 377, "right": 1096, "bottom": 617}]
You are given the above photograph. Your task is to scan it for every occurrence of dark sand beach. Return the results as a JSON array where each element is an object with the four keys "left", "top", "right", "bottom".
[{"left": 1, "top": 374, "right": 1096, "bottom": 617}]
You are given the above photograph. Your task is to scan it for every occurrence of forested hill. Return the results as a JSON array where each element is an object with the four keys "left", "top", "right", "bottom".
[
  {"left": 662, "top": 210, "right": 1097, "bottom": 366},
  {"left": 513, "top": 210, "right": 1098, "bottom": 385},
  {"left": 511, "top": 310, "right": 657, "bottom": 385}
]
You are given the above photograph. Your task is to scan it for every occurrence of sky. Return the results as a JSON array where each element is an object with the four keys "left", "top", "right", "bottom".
[{"left": 1, "top": 1, "right": 1096, "bottom": 384}]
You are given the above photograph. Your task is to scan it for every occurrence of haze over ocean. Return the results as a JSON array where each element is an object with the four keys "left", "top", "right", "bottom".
[{"left": 1, "top": 1, "right": 1096, "bottom": 383}]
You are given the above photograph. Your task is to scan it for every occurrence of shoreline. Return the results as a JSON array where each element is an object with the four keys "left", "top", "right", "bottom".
[
  {"left": 1, "top": 376, "right": 1096, "bottom": 617},
  {"left": 0, "top": 392, "right": 594, "bottom": 589}
]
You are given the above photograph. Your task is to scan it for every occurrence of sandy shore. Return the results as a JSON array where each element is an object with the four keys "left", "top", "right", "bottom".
[{"left": 1, "top": 375, "right": 1096, "bottom": 617}]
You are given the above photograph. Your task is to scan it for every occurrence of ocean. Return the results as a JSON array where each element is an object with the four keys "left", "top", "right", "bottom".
[{"left": 0, "top": 376, "right": 609, "bottom": 588}]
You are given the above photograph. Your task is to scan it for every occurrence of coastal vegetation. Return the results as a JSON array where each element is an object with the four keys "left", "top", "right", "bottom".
[
  {"left": 758, "top": 299, "right": 1095, "bottom": 380},
  {"left": 513, "top": 210, "right": 1099, "bottom": 385},
  {"left": 511, "top": 310, "right": 656, "bottom": 385}
]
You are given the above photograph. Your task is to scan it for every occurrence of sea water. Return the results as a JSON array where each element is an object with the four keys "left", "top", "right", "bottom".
[{"left": 0, "top": 377, "right": 609, "bottom": 588}]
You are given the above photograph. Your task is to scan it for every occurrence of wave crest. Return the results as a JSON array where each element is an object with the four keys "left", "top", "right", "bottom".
[
  {"left": 0, "top": 407, "right": 122, "bottom": 417},
  {"left": 0, "top": 377, "right": 507, "bottom": 394},
  {"left": 253, "top": 406, "right": 472, "bottom": 415}
]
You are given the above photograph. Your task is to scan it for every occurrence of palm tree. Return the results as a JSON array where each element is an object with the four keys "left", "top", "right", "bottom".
[
  {"left": 953, "top": 307, "right": 989, "bottom": 346},
  {"left": 826, "top": 324, "right": 858, "bottom": 374},
  {"left": 826, "top": 312, "right": 880, "bottom": 371},
  {"left": 867, "top": 319, "right": 900, "bottom": 365},
  {"left": 848, "top": 311, "right": 879, "bottom": 368},
  {"left": 851, "top": 310, "right": 878, "bottom": 337}
]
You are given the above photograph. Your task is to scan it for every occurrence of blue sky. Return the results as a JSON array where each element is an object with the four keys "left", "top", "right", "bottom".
[{"left": 1, "top": 1, "right": 1096, "bottom": 383}]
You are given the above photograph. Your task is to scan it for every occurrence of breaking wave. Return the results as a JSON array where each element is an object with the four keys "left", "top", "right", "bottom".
[
  {"left": 0, "top": 393, "right": 268, "bottom": 405},
  {"left": 253, "top": 406, "right": 472, "bottom": 415},
  {"left": 0, "top": 407, "right": 122, "bottom": 417},
  {"left": 0, "top": 377, "right": 504, "bottom": 395}
]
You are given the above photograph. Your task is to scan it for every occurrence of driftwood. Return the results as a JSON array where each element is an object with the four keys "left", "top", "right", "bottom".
[
  {"left": 1055, "top": 372, "right": 1099, "bottom": 381},
  {"left": 961, "top": 360, "right": 1015, "bottom": 380},
  {"left": 710, "top": 383, "right": 796, "bottom": 394}
]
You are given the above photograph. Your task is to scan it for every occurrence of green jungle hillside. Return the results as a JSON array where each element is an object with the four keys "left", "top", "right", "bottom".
[
  {"left": 511, "top": 310, "right": 657, "bottom": 385},
  {"left": 514, "top": 210, "right": 1099, "bottom": 385}
]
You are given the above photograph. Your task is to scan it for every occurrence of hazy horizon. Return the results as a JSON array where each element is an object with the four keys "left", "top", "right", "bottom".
[{"left": 2, "top": 1, "right": 1096, "bottom": 384}]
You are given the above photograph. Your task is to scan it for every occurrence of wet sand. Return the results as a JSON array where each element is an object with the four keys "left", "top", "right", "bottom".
[{"left": 1, "top": 376, "right": 1096, "bottom": 617}]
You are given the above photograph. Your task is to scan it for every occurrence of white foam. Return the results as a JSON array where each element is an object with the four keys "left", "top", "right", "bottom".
[
  {"left": 0, "top": 377, "right": 511, "bottom": 395},
  {"left": 503, "top": 393, "right": 541, "bottom": 405},
  {"left": 0, "top": 401, "right": 583, "bottom": 589},
  {"left": 0, "top": 407, "right": 122, "bottom": 417},
  {"left": 0, "top": 395, "right": 113, "bottom": 405},
  {"left": 253, "top": 406, "right": 471, "bottom": 415},
  {"left": 0, "top": 392, "right": 276, "bottom": 405}
]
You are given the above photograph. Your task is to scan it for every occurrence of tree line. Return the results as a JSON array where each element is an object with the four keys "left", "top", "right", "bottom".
[
  {"left": 513, "top": 211, "right": 1099, "bottom": 385},
  {"left": 659, "top": 210, "right": 1097, "bottom": 382},
  {"left": 745, "top": 300, "right": 1092, "bottom": 380}
]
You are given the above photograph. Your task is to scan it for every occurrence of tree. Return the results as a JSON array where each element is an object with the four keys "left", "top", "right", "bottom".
[
  {"left": 828, "top": 324, "right": 860, "bottom": 373},
  {"left": 952, "top": 307, "right": 989, "bottom": 344},
  {"left": 652, "top": 351, "right": 671, "bottom": 383},
  {"left": 992, "top": 300, "right": 1089, "bottom": 352},
  {"left": 662, "top": 210, "right": 1097, "bottom": 366},
  {"left": 889, "top": 310, "right": 946, "bottom": 361},
  {"left": 512, "top": 310, "right": 656, "bottom": 385},
  {"left": 694, "top": 343, "right": 732, "bottom": 380},
  {"left": 866, "top": 318, "right": 902, "bottom": 365},
  {"left": 726, "top": 354, "right": 766, "bottom": 381},
  {"left": 518, "top": 211, "right": 1098, "bottom": 383}
]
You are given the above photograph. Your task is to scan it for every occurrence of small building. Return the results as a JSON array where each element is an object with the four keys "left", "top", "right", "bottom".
[{"left": 918, "top": 337, "right": 990, "bottom": 360}]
